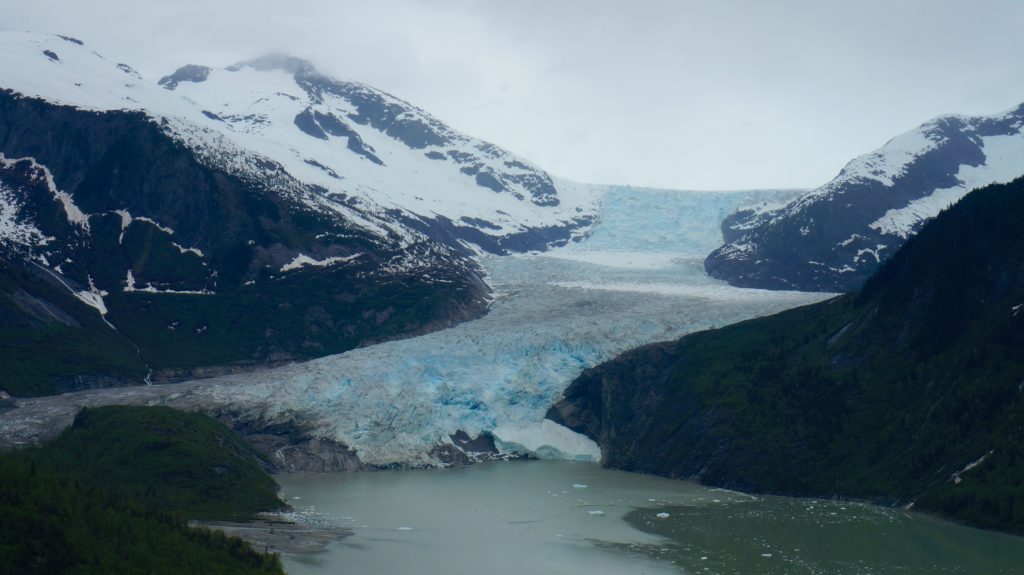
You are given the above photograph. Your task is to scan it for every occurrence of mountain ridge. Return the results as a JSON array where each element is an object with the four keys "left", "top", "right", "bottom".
[{"left": 706, "top": 101, "right": 1024, "bottom": 292}]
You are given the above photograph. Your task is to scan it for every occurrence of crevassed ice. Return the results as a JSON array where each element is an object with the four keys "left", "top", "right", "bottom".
[{"left": 177, "top": 186, "right": 832, "bottom": 466}]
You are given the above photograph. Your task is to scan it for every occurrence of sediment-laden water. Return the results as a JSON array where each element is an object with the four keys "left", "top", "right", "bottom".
[{"left": 279, "top": 461, "right": 1024, "bottom": 575}]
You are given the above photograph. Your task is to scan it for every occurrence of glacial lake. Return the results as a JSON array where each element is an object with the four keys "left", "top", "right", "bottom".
[{"left": 278, "top": 460, "right": 1024, "bottom": 575}]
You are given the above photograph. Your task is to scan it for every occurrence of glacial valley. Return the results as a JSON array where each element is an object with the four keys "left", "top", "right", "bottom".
[{"left": 0, "top": 186, "right": 830, "bottom": 467}]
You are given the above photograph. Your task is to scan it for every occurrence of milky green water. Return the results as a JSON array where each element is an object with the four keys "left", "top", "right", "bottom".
[{"left": 278, "top": 461, "right": 1024, "bottom": 575}]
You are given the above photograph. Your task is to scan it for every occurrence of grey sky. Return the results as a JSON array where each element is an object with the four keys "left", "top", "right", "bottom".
[{"left": 5, "top": 0, "right": 1024, "bottom": 190}]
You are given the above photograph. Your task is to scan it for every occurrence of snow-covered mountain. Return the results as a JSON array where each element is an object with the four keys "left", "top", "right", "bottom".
[
  {"left": 0, "top": 32, "right": 599, "bottom": 393},
  {"left": 705, "top": 103, "right": 1024, "bottom": 291},
  {"left": 1, "top": 32, "right": 598, "bottom": 256}
]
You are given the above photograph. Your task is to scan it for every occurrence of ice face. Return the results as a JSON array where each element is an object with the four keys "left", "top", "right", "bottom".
[{"left": 161, "top": 186, "right": 832, "bottom": 465}]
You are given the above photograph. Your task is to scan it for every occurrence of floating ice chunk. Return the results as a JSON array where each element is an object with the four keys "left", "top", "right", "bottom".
[
  {"left": 656, "top": 512, "right": 670, "bottom": 519},
  {"left": 492, "top": 420, "right": 601, "bottom": 461},
  {"left": 587, "top": 510, "right": 604, "bottom": 516},
  {"left": 572, "top": 484, "right": 588, "bottom": 489},
  {"left": 396, "top": 526, "right": 413, "bottom": 531}
]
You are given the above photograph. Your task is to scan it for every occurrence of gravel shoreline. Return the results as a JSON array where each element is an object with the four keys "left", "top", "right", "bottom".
[{"left": 192, "top": 517, "right": 351, "bottom": 554}]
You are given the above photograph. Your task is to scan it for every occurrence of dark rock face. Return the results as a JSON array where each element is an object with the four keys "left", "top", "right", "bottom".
[
  {"left": 475, "top": 172, "right": 505, "bottom": 193},
  {"left": 293, "top": 108, "right": 385, "bottom": 165},
  {"left": 0, "top": 91, "right": 490, "bottom": 396},
  {"left": 248, "top": 435, "right": 367, "bottom": 473},
  {"left": 212, "top": 411, "right": 367, "bottom": 473},
  {"left": 706, "top": 104, "right": 1024, "bottom": 292},
  {"left": 223, "top": 415, "right": 507, "bottom": 472},
  {"left": 158, "top": 64, "right": 212, "bottom": 90},
  {"left": 449, "top": 429, "right": 499, "bottom": 454},
  {"left": 546, "top": 340, "right": 702, "bottom": 479},
  {"left": 430, "top": 430, "right": 520, "bottom": 466},
  {"left": 116, "top": 63, "right": 141, "bottom": 78}
]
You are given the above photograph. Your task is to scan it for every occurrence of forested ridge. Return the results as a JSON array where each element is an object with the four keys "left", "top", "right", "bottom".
[
  {"left": 0, "top": 406, "right": 286, "bottom": 574},
  {"left": 551, "top": 176, "right": 1024, "bottom": 533}
]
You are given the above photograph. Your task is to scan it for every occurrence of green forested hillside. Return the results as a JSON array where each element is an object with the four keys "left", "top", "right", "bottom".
[
  {"left": 0, "top": 257, "right": 149, "bottom": 396},
  {"left": 550, "top": 176, "right": 1024, "bottom": 533},
  {"left": 18, "top": 406, "right": 283, "bottom": 520},
  {"left": 0, "top": 406, "right": 286, "bottom": 573},
  {"left": 0, "top": 456, "right": 284, "bottom": 574}
]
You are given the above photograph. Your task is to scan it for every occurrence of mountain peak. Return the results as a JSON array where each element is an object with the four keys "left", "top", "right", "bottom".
[{"left": 157, "top": 64, "right": 212, "bottom": 90}]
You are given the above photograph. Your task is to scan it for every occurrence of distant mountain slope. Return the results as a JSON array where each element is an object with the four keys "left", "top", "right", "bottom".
[
  {"left": 551, "top": 176, "right": 1024, "bottom": 533},
  {"left": 706, "top": 103, "right": 1024, "bottom": 291},
  {"left": 3, "top": 32, "right": 618, "bottom": 393},
  {"left": 0, "top": 32, "right": 599, "bottom": 256}
]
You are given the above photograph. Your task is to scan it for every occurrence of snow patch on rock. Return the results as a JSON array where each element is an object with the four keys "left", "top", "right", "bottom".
[
  {"left": 0, "top": 154, "right": 89, "bottom": 231},
  {"left": 280, "top": 253, "right": 362, "bottom": 272},
  {"left": 124, "top": 269, "right": 213, "bottom": 295}
]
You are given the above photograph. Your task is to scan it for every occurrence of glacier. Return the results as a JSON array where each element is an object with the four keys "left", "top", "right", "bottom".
[{"left": 0, "top": 186, "right": 832, "bottom": 464}]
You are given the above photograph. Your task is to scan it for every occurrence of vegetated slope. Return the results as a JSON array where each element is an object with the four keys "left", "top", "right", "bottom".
[
  {"left": 17, "top": 405, "right": 283, "bottom": 520},
  {"left": 0, "top": 458, "right": 285, "bottom": 575},
  {"left": 551, "top": 176, "right": 1024, "bottom": 533},
  {"left": 0, "top": 256, "right": 148, "bottom": 395},
  {"left": 705, "top": 102, "right": 1024, "bottom": 292},
  {"left": 0, "top": 405, "right": 286, "bottom": 574}
]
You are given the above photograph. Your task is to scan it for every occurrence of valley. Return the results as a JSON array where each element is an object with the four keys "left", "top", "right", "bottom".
[
  {"left": 2, "top": 19, "right": 1024, "bottom": 575},
  {"left": 0, "top": 186, "right": 829, "bottom": 467}
]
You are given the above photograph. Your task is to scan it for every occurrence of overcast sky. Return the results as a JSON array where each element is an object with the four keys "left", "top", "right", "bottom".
[{"left": 6, "top": 0, "right": 1024, "bottom": 190}]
